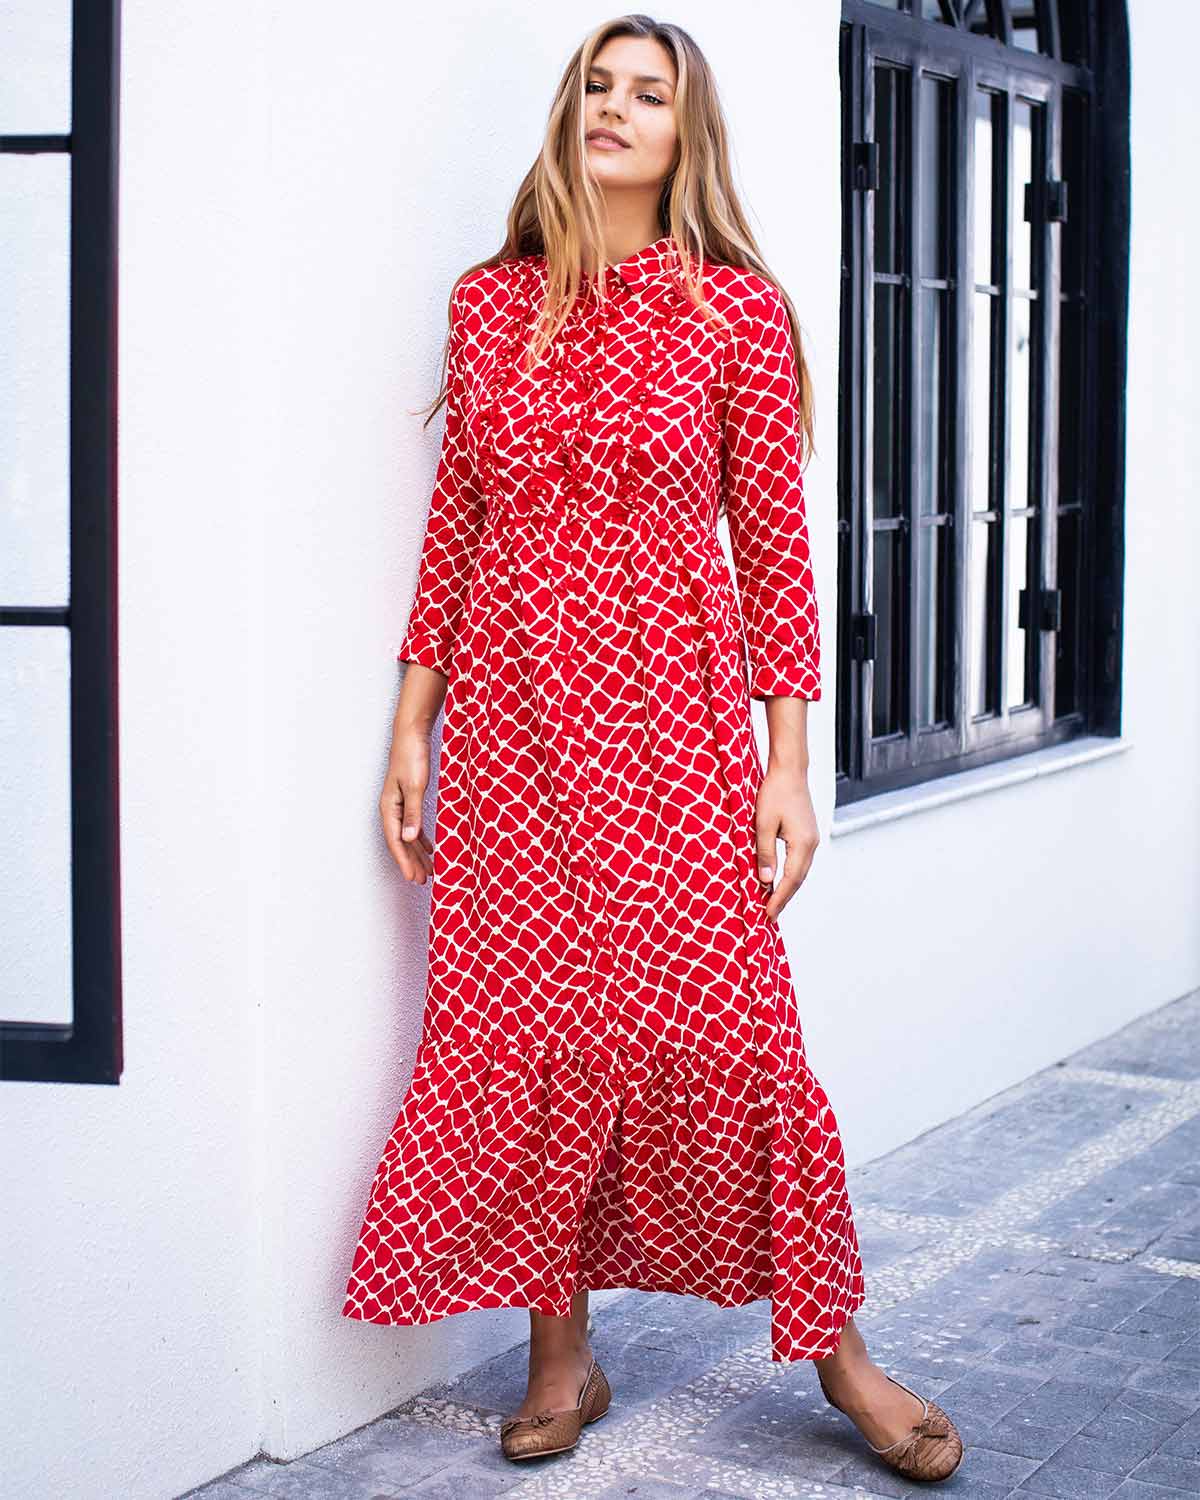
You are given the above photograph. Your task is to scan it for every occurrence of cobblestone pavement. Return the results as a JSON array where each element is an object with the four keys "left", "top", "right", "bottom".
[{"left": 191, "top": 989, "right": 1200, "bottom": 1499}]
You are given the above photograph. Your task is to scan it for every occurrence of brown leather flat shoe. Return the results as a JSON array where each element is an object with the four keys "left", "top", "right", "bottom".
[
  {"left": 499, "top": 1357, "right": 611, "bottom": 1461},
  {"left": 818, "top": 1369, "right": 964, "bottom": 1482}
]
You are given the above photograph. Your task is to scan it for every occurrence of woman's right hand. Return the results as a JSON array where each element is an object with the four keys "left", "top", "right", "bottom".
[{"left": 381, "top": 663, "right": 448, "bottom": 883}]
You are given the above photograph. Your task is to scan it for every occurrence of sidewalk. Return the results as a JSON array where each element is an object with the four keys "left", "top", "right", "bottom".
[{"left": 191, "top": 989, "right": 1200, "bottom": 1499}]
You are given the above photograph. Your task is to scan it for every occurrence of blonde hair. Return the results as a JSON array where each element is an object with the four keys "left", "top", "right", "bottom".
[{"left": 425, "top": 13, "right": 816, "bottom": 466}]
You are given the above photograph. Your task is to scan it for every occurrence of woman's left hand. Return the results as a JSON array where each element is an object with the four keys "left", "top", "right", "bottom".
[{"left": 754, "top": 766, "right": 819, "bottom": 922}]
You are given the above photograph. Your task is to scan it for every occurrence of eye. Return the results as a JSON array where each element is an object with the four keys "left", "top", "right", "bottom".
[{"left": 585, "top": 79, "right": 667, "bottom": 106}]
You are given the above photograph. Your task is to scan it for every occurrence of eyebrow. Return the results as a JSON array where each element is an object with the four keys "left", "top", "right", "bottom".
[{"left": 589, "top": 65, "right": 674, "bottom": 88}]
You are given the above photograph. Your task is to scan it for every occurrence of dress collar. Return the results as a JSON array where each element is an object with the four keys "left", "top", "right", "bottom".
[
  {"left": 579, "top": 234, "right": 681, "bottom": 294},
  {"left": 606, "top": 233, "right": 681, "bottom": 290}
]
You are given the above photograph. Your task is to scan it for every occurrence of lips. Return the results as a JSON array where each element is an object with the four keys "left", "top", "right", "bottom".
[{"left": 587, "top": 130, "right": 629, "bottom": 148}]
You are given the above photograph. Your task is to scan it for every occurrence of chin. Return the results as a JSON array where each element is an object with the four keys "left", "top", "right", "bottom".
[{"left": 590, "top": 163, "right": 637, "bottom": 185}]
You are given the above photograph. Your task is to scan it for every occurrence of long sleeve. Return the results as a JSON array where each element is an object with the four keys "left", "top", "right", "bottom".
[
  {"left": 720, "top": 282, "right": 822, "bottom": 702},
  {"left": 396, "top": 283, "right": 485, "bottom": 677}
]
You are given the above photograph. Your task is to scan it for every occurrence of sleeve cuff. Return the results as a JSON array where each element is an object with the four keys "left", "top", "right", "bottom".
[
  {"left": 747, "top": 650, "right": 821, "bottom": 702},
  {"left": 395, "top": 633, "right": 452, "bottom": 677}
]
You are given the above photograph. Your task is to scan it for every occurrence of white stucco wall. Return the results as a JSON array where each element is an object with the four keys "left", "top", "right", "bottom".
[{"left": 2, "top": 3, "right": 1196, "bottom": 1497}]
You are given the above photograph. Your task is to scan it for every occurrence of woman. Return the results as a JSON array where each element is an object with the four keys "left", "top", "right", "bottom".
[{"left": 343, "top": 14, "right": 963, "bottom": 1485}]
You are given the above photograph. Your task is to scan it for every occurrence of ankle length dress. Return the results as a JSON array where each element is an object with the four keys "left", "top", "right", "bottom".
[{"left": 341, "top": 234, "right": 866, "bottom": 1361}]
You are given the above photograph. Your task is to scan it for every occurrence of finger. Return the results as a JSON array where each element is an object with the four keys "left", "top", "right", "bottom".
[
  {"left": 400, "top": 823, "right": 435, "bottom": 882},
  {"left": 754, "top": 818, "right": 779, "bottom": 887},
  {"left": 400, "top": 781, "right": 426, "bottom": 842},
  {"left": 766, "top": 837, "right": 801, "bottom": 919},
  {"left": 766, "top": 834, "right": 816, "bottom": 920},
  {"left": 411, "top": 816, "right": 435, "bottom": 876},
  {"left": 380, "top": 786, "right": 406, "bottom": 863},
  {"left": 394, "top": 844, "right": 420, "bottom": 881},
  {"left": 382, "top": 798, "right": 428, "bottom": 880},
  {"left": 395, "top": 833, "right": 433, "bottom": 883}
]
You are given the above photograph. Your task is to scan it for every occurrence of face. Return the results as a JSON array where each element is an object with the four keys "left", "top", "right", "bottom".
[{"left": 583, "top": 35, "right": 679, "bottom": 192}]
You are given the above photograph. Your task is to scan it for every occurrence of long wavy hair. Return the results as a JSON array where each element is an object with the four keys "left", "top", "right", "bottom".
[{"left": 422, "top": 13, "right": 816, "bottom": 467}]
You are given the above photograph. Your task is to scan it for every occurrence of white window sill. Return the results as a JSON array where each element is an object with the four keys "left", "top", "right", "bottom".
[{"left": 829, "top": 734, "right": 1132, "bottom": 838}]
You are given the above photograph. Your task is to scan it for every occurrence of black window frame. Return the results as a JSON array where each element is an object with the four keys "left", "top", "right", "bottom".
[
  {"left": 836, "top": 0, "right": 1129, "bottom": 804},
  {"left": 1, "top": 1, "right": 123, "bottom": 1084}
]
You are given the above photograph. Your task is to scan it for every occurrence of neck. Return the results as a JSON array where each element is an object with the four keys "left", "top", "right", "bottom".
[{"left": 582, "top": 201, "right": 667, "bottom": 275}]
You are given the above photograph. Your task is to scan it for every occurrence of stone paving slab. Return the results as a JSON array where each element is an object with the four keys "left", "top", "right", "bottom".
[{"left": 185, "top": 988, "right": 1200, "bottom": 1499}]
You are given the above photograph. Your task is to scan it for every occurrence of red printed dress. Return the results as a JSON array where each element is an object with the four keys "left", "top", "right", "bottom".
[{"left": 342, "top": 234, "right": 866, "bottom": 1361}]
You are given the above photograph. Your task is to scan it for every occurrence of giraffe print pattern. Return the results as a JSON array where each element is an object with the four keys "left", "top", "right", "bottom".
[{"left": 342, "top": 235, "right": 866, "bottom": 1361}]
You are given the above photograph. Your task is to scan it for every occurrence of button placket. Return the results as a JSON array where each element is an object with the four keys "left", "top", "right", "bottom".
[
  {"left": 555, "top": 510, "right": 593, "bottom": 852},
  {"left": 483, "top": 258, "right": 684, "bottom": 897}
]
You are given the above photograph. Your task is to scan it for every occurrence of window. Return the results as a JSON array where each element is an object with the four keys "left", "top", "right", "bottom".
[
  {"left": 1, "top": 2, "right": 122, "bottom": 1083},
  {"left": 836, "top": 0, "right": 1129, "bottom": 803}
]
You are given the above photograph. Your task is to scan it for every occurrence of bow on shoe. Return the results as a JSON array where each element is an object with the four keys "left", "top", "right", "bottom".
[
  {"left": 919, "top": 1405, "right": 954, "bottom": 1440},
  {"left": 500, "top": 1408, "right": 557, "bottom": 1436},
  {"left": 875, "top": 1399, "right": 953, "bottom": 1455}
]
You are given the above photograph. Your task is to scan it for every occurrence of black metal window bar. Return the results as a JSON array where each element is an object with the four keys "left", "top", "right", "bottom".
[
  {"left": 1, "top": 3, "right": 122, "bottom": 1083},
  {"left": 836, "top": 0, "right": 1129, "bottom": 803}
]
